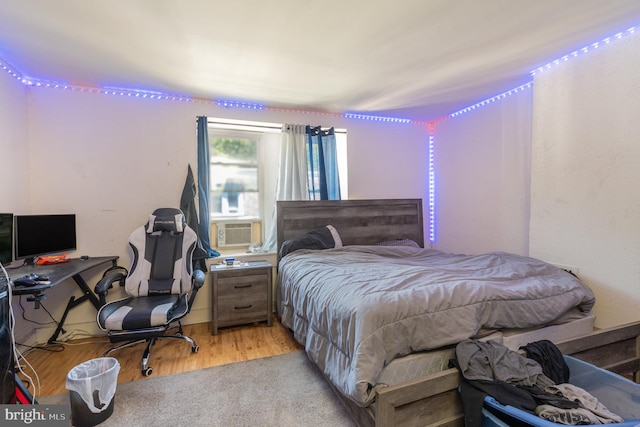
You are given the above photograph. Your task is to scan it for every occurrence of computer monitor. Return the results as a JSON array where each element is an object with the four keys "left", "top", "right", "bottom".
[
  {"left": 14, "top": 214, "right": 77, "bottom": 264},
  {"left": 0, "top": 214, "right": 12, "bottom": 266}
]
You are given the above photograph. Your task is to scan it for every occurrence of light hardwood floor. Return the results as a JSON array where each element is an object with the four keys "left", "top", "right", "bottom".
[{"left": 17, "top": 319, "right": 303, "bottom": 399}]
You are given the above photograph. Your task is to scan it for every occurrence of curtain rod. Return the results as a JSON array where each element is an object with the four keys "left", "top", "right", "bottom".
[
  {"left": 283, "top": 125, "right": 346, "bottom": 135},
  {"left": 204, "top": 117, "right": 346, "bottom": 134}
]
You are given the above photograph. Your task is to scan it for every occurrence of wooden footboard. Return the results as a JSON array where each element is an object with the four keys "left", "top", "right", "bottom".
[
  {"left": 374, "top": 368, "right": 463, "bottom": 427},
  {"left": 555, "top": 321, "right": 640, "bottom": 380},
  {"left": 333, "top": 321, "right": 640, "bottom": 427}
]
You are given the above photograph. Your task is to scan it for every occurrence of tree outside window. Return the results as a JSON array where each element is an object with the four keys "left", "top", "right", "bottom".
[{"left": 209, "top": 137, "right": 259, "bottom": 219}]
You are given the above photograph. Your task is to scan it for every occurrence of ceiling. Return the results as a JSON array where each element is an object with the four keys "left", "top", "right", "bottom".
[{"left": 1, "top": 0, "right": 640, "bottom": 122}]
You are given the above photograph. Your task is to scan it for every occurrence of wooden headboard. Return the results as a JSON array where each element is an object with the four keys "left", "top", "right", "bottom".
[{"left": 276, "top": 199, "right": 424, "bottom": 251}]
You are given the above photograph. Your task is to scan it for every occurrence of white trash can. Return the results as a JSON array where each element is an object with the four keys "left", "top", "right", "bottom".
[{"left": 65, "top": 357, "right": 120, "bottom": 427}]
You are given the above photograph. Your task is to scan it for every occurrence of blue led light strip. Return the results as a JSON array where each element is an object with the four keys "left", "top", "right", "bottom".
[
  {"left": 3, "top": 23, "right": 638, "bottom": 124},
  {"left": 344, "top": 112, "right": 412, "bottom": 123},
  {"left": 0, "top": 60, "right": 419, "bottom": 123},
  {"left": 428, "top": 130, "right": 436, "bottom": 243},
  {"left": 446, "top": 24, "right": 638, "bottom": 120},
  {"left": 1, "top": 64, "right": 421, "bottom": 123},
  {"left": 217, "top": 99, "right": 265, "bottom": 110},
  {"left": 29, "top": 80, "right": 195, "bottom": 101},
  {"left": 448, "top": 82, "right": 533, "bottom": 119},
  {"left": 531, "top": 25, "right": 637, "bottom": 76},
  {"left": 0, "top": 59, "right": 26, "bottom": 83}
]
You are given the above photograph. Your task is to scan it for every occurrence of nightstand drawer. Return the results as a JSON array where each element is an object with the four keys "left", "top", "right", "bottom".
[
  {"left": 217, "top": 274, "right": 268, "bottom": 299},
  {"left": 216, "top": 293, "right": 269, "bottom": 325}
]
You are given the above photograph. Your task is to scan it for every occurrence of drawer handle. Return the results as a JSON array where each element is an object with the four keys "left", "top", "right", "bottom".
[
  {"left": 234, "top": 284, "right": 253, "bottom": 289},
  {"left": 234, "top": 304, "right": 253, "bottom": 310}
]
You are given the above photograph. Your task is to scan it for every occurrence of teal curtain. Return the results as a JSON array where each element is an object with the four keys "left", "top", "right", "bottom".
[
  {"left": 180, "top": 164, "right": 210, "bottom": 269},
  {"left": 306, "top": 126, "right": 340, "bottom": 200},
  {"left": 196, "top": 116, "right": 218, "bottom": 257}
]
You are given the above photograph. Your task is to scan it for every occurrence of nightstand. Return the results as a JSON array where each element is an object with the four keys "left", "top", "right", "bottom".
[{"left": 210, "top": 260, "right": 273, "bottom": 335}]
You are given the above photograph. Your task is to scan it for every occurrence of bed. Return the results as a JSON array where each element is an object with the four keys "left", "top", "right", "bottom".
[{"left": 276, "top": 199, "right": 640, "bottom": 427}]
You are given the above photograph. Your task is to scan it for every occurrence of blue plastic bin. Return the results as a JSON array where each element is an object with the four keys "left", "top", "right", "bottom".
[
  {"left": 481, "top": 407, "right": 511, "bottom": 427},
  {"left": 482, "top": 355, "right": 640, "bottom": 427}
]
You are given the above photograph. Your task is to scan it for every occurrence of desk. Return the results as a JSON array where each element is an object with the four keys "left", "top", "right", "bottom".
[{"left": 8, "top": 256, "right": 118, "bottom": 343}]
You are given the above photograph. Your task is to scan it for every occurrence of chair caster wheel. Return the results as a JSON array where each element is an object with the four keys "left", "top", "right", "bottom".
[
  {"left": 143, "top": 367, "right": 153, "bottom": 376},
  {"left": 192, "top": 345, "right": 199, "bottom": 353}
]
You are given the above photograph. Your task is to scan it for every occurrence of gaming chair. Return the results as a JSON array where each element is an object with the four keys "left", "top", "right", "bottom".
[{"left": 95, "top": 208, "right": 205, "bottom": 376}]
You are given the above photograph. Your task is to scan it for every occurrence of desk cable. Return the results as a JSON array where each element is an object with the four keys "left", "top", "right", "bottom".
[
  {"left": 1, "top": 262, "right": 40, "bottom": 404},
  {"left": 16, "top": 295, "right": 59, "bottom": 326}
]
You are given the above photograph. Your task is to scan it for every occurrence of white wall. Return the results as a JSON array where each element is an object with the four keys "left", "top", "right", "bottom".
[
  {"left": 3, "top": 83, "right": 429, "bottom": 343},
  {"left": 433, "top": 89, "right": 533, "bottom": 255},
  {"left": 0, "top": 73, "right": 29, "bottom": 212},
  {"left": 347, "top": 121, "right": 429, "bottom": 201},
  {"left": 0, "top": 71, "right": 31, "bottom": 343},
  {"left": 529, "top": 31, "right": 640, "bottom": 329}
]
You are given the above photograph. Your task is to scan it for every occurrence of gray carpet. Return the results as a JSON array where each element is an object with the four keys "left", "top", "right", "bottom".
[{"left": 40, "top": 351, "right": 356, "bottom": 426}]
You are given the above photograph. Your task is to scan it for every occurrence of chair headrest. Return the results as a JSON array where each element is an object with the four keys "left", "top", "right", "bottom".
[{"left": 146, "top": 208, "right": 186, "bottom": 233}]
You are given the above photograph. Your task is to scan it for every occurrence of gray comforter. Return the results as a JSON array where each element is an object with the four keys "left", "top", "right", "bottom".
[{"left": 277, "top": 246, "right": 595, "bottom": 407}]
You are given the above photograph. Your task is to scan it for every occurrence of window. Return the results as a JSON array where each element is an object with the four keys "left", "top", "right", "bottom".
[
  {"left": 209, "top": 136, "right": 259, "bottom": 219},
  {"left": 205, "top": 118, "right": 348, "bottom": 249}
]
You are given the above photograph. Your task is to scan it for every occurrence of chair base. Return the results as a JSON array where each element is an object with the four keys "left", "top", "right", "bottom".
[{"left": 102, "top": 322, "right": 199, "bottom": 376}]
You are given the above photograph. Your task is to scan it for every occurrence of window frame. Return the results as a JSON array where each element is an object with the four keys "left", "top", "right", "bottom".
[{"left": 205, "top": 117, "right": 348, "bottom": 250}]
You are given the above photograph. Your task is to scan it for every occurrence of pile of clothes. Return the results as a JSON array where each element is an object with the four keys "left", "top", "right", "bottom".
[{"left": 451, "top": 339, "right": 623, "bottom": 426}]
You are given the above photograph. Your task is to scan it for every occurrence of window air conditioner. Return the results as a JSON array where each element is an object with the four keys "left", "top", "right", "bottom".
[{"left": 216, "top": 221, "right": 255, "bottom": 247}]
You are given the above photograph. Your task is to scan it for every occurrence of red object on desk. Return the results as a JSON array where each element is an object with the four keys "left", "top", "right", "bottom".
[{"left": 35, "top": 254, "right": 71, "bottom": 265}]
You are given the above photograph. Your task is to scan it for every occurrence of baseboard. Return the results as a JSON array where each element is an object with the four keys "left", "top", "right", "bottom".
[
  {"left": 184, "top": 306, "right": 210, "bottom": 325},
  {"left": 33, "top": 321, "right": 104, "bottom": 345},
  {"left": 26, "top": 306, "right": 211, "bottom": 346}
]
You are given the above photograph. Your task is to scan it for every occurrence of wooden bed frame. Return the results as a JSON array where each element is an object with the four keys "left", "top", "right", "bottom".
[
  {"left": 277, "top": 198, "right": 425, "bottom": 251},
  {"left": 276, "top": 198, "right": 640, "bottom": 427}
]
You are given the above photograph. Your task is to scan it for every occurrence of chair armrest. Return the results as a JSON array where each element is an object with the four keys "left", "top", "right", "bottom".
[
  {"left": 186, "top": 269, "right": 206, "bottom": 310},
  {"left": 192, "top": 269, "right": 205, "bottom": 290},
  {"left": 94, "top": 266, "right": 128, "bottom": 306}
]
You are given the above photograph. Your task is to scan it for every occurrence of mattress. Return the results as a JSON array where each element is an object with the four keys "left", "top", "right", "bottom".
[
  {"left": 375, "top": 313, "right": 595, "bottom": 389},
  {"left": 278, "top": 245, "right": 596, "bottom": 406}
]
